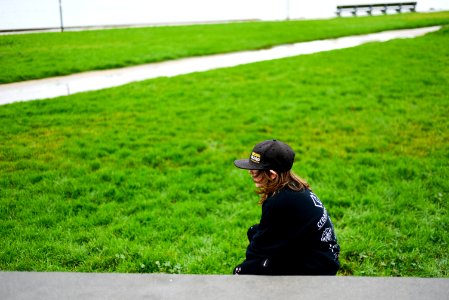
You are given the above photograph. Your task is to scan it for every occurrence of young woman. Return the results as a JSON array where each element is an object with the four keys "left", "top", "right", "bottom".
[{"left": 233, "top": 139, "right": 340, "bottom": 275}]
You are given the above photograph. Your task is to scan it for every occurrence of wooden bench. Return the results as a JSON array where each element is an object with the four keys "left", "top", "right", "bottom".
[{"left": 336, "top": 2, "right": 417, "bottom": 17}]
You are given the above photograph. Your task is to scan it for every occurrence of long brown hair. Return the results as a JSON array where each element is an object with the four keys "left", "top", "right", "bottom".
[{"left": 254, "top": 170, "right": 310, "bottom": 205}]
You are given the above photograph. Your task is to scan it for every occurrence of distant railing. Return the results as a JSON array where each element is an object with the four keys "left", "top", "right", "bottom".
[
  {"left": 0, "top": 0, "right": 288, "bottom": 34},
  {"left": 336, "top": 2, "right": 417, "bottom": 17}
]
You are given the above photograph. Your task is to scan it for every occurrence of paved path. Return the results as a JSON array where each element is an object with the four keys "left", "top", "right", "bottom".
[
  {"left": 1, "top": 272, "right": 448, "bottom": 300},
  {"left": 0, "top": 26, "right": 441, "bottom": 105}
]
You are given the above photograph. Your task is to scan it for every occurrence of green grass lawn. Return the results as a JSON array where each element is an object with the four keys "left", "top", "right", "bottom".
[
  {"left": 1, "top": 12, "right": 449, "bottom": 84},
  {"left": 0, "top": 24, "right": 448, "bottom": 276}
]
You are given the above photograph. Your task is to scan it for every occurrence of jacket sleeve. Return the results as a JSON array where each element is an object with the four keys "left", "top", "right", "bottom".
[{"left": 247, "top": 224, "right": 259, "bottom": 241}]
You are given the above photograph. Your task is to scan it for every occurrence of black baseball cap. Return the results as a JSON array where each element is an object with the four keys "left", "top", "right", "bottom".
[{"left": 234, "top": 139, "right": 295, "bottom": 173}]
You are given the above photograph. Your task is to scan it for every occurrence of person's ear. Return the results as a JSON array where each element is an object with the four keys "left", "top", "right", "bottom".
[{"left": 269, "top": 170, "right": 278, "bottom": 180}]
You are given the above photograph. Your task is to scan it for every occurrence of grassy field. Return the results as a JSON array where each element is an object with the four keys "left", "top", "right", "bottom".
[
  {"left": 1, "top": 23, "right": 448, "bottom": 276},
  {"left": 1, "top": 12, "right": 449, "bottom": 84}
]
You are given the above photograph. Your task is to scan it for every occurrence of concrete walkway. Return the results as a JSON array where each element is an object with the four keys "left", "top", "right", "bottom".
[
  {"left": 1, "top": 272, "right": 448, "bottom": 300},
  {"left": 0, "top": 26, "right": 441, "bottom": 105}
]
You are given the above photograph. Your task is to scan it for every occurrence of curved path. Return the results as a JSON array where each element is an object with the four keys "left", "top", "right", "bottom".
[{"left": 0, "top": 26, "right": 441, "bottom": 105}]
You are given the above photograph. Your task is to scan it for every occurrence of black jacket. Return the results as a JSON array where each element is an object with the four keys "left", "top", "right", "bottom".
[{"left": 235, "top": 187, "right": 340, "bottom": 275}]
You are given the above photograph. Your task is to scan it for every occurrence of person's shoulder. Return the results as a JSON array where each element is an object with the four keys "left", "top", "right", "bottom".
[
  {"left": 280, "top": 187, "right": 311, "bottom": 199},
  {"left": 271, "top": 187, "right": 312, "bottom": 207},
  {"left": 284, "top": 188, "right": 326, "bottom": 209}
]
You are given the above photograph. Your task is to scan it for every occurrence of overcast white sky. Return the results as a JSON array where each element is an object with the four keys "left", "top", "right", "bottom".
[{"left": 1, "top": 0, "right": 448, "bottom": 30}]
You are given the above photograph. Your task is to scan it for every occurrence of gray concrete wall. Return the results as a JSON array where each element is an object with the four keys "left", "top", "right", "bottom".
[{"left": 1, "top": 272, "right": 448, "bottom": 300}]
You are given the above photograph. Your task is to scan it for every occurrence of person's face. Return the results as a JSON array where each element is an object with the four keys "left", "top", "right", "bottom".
[
  {"left": 249, "top": 170, "right": 278, "bottom": 188},
  {"left": 249, "top": 170, "right": 265, "bottom": 188}
]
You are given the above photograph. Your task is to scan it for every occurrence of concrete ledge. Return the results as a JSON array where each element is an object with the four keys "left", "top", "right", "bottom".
[{"left": 1, "top": 272, "right": 448, "bottom": 300}]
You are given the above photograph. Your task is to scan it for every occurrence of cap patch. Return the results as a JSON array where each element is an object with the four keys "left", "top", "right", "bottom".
[{"left": 250, "top": 152, "right": 261, "bottom": 163}]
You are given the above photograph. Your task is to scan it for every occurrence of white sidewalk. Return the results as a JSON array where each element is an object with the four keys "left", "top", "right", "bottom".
[
  {"left": 0, "top": 26, "right": 441, "bottom": 105},
  {"left": 1, "top": 272, "right": 448, "bottom": 300}
]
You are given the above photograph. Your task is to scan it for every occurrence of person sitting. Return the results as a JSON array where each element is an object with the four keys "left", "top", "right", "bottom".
[{"left": 233, "top": 139, "right": 340, "bottom": 275}]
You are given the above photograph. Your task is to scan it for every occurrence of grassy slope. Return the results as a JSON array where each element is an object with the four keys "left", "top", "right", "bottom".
[
  {"left": 1, "top": 12, "right": 449, "bottom": 84},
  {"left": 0, "top": 27, "right": 448, "bottom": 276}
]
